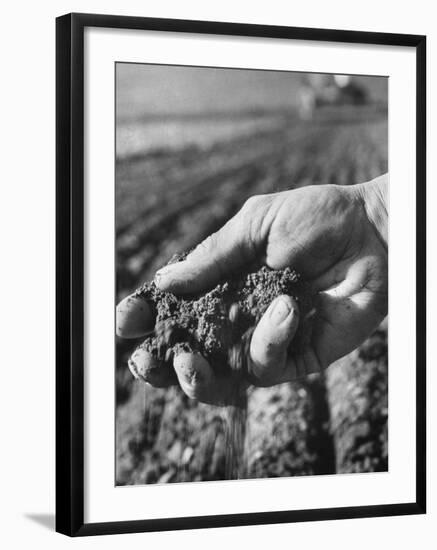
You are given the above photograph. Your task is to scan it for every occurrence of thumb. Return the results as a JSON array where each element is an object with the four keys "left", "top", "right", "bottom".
[
  {"left": 249, "top": 295, "right": 299, "bottom": 386},
  {"left": 155, "top": 211, "right": 256, "bottom": 294}
]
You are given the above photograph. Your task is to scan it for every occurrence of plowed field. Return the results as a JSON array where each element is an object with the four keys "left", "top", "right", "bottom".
[{"left": 115, "top": 105, "right": 388, "bottom": 485}]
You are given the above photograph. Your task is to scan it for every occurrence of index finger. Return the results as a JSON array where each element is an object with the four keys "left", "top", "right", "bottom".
[{"left": 154, "top": 200, "right": 263, "bottom": 295}]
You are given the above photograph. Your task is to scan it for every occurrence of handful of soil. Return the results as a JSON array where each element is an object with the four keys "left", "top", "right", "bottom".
[{"left": 130, "top": 253, "right": 314, "bottom": 384}]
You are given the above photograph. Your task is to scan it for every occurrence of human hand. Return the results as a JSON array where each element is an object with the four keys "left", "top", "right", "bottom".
[{"left": 117, "top": 175, "right": 388, "bottom": 404}]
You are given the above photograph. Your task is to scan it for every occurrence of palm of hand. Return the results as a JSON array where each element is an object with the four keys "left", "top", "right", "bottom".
[{"left": 258, "top": 185, "right": 388, "bottom": 372}]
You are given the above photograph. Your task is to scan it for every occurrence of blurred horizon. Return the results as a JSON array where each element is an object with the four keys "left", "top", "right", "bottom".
[
  {"left": 116, "top": 63, "right": 388, "bottom": 121},
  {"left": 116, "top": 64, "right": 387, "bottom": 160}
]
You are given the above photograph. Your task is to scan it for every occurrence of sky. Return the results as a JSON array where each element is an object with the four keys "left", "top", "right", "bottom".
[{"left": 116, "top": 63, "right": 388, "bottom": 122}]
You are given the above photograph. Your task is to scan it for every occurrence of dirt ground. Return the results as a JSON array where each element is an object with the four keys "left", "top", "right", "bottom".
[{"left": 115, "top": 103, "right": 388, "bottom": 485}]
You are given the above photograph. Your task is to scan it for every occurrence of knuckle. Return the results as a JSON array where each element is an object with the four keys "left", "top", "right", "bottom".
[
  {"left": 242, "top": 194, "right": 264, "bottom": 214},
  {"left": 240, "top": 193, "right": 275, "bottom": 247}
]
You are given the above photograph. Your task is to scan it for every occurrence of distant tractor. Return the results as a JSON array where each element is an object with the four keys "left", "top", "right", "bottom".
[{"left": 298, "top": 74, "right": 368, "bottom": 119}]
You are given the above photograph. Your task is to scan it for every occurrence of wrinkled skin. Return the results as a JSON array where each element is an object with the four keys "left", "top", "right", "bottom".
[{"left": 117, "top": 178, "right": 388, "bottom": 405}]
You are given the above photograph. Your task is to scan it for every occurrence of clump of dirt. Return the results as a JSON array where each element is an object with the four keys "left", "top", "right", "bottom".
[{"left": 132, "top": 252, "right": 314, "bottom": 381}]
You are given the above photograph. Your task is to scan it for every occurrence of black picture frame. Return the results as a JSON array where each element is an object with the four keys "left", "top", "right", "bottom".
[{"left": 56, "top": 12, "right": 426, "bottom": 537}]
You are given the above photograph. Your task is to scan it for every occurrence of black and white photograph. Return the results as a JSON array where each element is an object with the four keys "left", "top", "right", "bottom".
[
  {"left": 115, "top": 63, "right": 389, "bottom": 486},
  {"left": 0, "top": 1, "right": 431, "bottom": 545}
]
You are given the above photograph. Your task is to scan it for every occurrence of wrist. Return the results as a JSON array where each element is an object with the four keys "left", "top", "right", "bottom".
[{"left": 353, "top": 174, "right": 388, "bottom": 249}]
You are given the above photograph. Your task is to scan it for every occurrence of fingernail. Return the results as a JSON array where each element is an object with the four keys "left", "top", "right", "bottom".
[
  {"left": 129, "top": 349, "right": 161, "bottom": 382},
  {"left": 154, "top": 265, "right": 175, "bottom": 287},
  {"left": 270, "top": 297, "right": 292, "bottom": 324},
  {"left": 174, "top": 352, "right": 212, "bottom": 384},
  {"left": 128, "top": 357, "right": 140, "bottom": 379},
  {"left": 116, "top": 295, "right": 153, "bottom": 338}
]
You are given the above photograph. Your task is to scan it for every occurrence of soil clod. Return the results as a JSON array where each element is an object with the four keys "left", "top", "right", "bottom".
[{"left": 132, "top": 253, "right": 314, "bottom": 383}]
